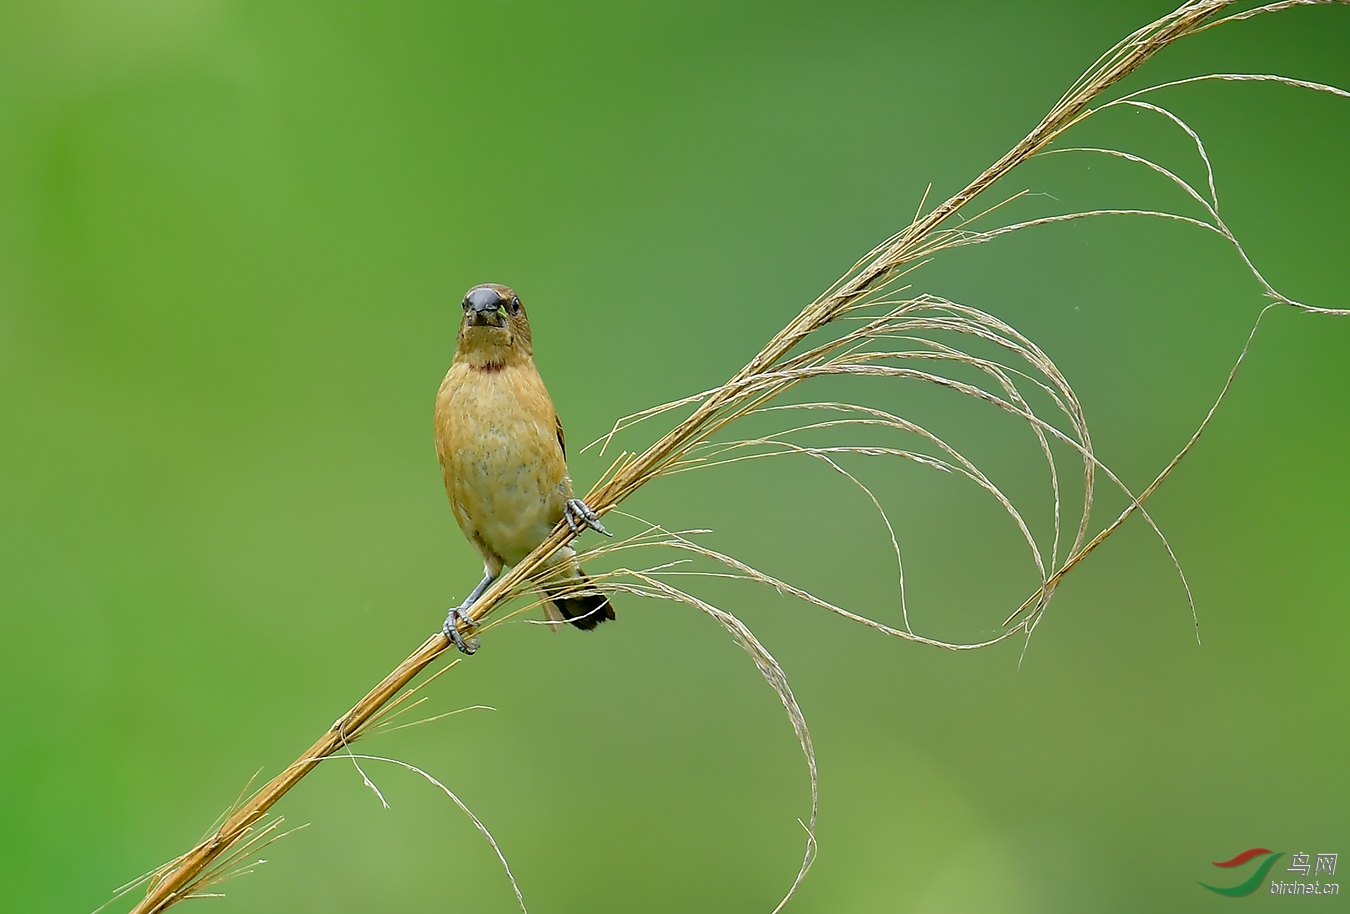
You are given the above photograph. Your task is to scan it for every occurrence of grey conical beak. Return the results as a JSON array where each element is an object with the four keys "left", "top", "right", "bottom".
[{"left": 465, "top": 287, "right": 506, "bottom": 326}]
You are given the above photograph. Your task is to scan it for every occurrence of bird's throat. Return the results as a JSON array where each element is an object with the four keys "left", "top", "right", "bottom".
[{"left": 456, "top": 328, "right": 517, "bottom": 371}]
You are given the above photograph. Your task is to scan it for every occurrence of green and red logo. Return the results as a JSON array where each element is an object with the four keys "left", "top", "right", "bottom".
[{"left": 1200, "top": 848, "right": 1284, "bottom": 897}]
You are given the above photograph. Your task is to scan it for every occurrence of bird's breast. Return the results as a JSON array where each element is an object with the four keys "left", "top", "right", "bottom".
[{"left": 436, "top": 362, "right": 569, "bottom": 565}]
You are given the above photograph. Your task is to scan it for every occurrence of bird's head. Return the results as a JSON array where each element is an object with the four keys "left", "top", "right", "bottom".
[{"left": 455, "top": 283, "right": 533, "bottom": 369}]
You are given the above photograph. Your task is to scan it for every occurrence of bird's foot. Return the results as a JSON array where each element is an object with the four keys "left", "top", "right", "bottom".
[
  {"left": 442, "top": 605, "right": 481, "bottom": 655},
  {"left": 564, "top": 497, "right": 611, "bottom": 537}
]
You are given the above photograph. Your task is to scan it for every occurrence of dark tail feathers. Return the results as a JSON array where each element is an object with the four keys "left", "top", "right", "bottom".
[{"left": 548, "top": 572, "right": 615, "bottom": 631}]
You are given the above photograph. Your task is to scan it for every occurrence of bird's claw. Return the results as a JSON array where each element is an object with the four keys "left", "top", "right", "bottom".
[
  {"left": 442, "top": 605, "right": 481, "bottom": 655},
  {"left": 564, "top": 497, "right": 611, "bottom": 537}
]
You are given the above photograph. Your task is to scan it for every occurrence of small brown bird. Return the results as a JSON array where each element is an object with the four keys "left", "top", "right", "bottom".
[{"left": 435, "top": 283, "right": 614, "bottom": 653}]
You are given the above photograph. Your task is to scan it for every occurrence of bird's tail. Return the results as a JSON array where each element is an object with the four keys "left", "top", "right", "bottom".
[{"left": 543, "top": 568, "right": 615, "bottom": 631}]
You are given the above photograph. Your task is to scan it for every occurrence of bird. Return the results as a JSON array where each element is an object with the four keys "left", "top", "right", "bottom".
[{"left": 434, "top": 283, "right": 614, "bottom": 653}]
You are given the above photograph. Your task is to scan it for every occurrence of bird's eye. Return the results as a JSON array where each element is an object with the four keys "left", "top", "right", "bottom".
[
  {"left": 509, "top": 296, "right": 521, "bottom": 314},
  {"left": 461, "top": 298, "right": 471, "bottom": 311}
]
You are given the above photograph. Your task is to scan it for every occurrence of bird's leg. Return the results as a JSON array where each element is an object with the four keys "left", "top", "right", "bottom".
[
  {"left": 564, "top": 497, "right": 612, "bottom": 537},
  {"left": 443, "top": 571, "right": 494, "bottom": 655}
]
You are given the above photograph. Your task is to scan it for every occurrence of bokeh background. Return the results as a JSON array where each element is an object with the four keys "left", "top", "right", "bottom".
[{"left": 1, "top": 1, "right": 1347, "bottom": 911}]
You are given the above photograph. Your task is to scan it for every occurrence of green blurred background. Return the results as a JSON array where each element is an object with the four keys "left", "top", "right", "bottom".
[{"left": 1, "top": 1, "right": 1347, "bottom": 911}]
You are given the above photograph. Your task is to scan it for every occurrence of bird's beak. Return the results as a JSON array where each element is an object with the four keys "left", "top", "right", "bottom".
[{"left": 465, "top": 288, "right": 507, "bottom": 328}]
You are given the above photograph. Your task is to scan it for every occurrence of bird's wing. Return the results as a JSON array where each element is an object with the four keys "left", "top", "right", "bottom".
[{"left": 555, "top": 413, "right": 566, "bottom": 458}]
